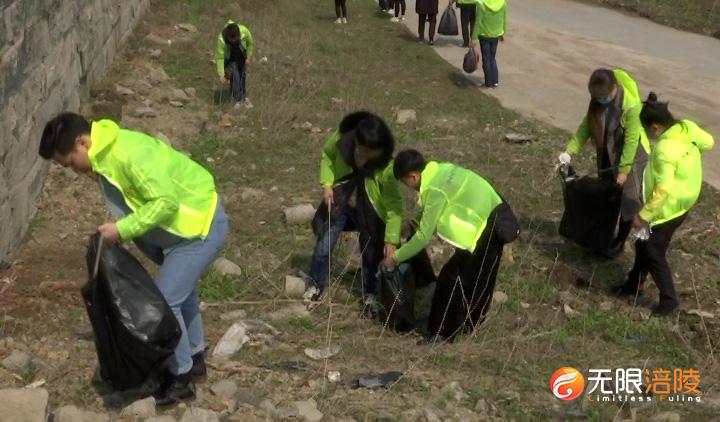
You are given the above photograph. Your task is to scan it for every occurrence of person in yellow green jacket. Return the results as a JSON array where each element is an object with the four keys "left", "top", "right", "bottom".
[
  {"left": 305, "top": 112, "right": 403, "bottom": 315},
  {"left": 614, "top": 94, "right": 714, "bottom": 316},
  {"left": 215, "top": 20, "right": 254, "bottom": 106},
  {"left": 470, "top": 0, "right": 506, "bottom": 88},
  {"left": 38, "top": 113, "right": 229, "bottom": 406},
  {"left": 450, "top": 0, "right": 479, "bottom": 48},
  {"left": 560, "top": 68, "right": 651, "bottom": 257},
  {"left": 384, "top": 149, "right": 519, "bottom": 344}
]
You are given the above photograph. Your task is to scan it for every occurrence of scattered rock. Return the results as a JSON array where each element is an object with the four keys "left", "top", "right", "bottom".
[
  {"left": 146, "top": 33, "right": 170, "bottom": 46},
  {"left": 293, "top": 399, "right": 323, "bottom": 422},
  {"left": 311, "top": 127, "right": 323, "bottom": 134},
  {"left": 220, "top": 309, "right": 248, "bottom": 321},
  {"left": 54, "top": 405, "right": 110, "bottom": 422},
  {"left": 284, "top": 275, "right": 306, "bottom": 297},
  {"left": 330, "top": 97, "right": 343, "bottom": 104},
  {"left": 520, "top": 302, "right": 530, "bottom": 309},
  {"left": 599, "top": 301, "right": 614, "bottom": 311},
  {"left": 171, "top": 88, "right": 191, "bottom": 103},
  {"left": 258, "top": 398, "right": 276, "bottom": 414},
  {"left": 1, "top": 350, "right": 32, "bottom": 373},
  {"left": 212, "top": 320, "right": 279, "bottom": 357},
  {"left": 149, "top": 49, "right": 162, "bottom": 58},
  {"left": 423, "top": 407, "right": 442, "bottom": 422},
  {"left": 300, "top": 121, "right": 313, "bottom": 131},
  {"left": 180, "top": 407, "right": 219, "bottom": 422},
  {"left": 148, "top": 66, "right": 169, "bottom": 84},
  {"left": 396, "top": 109, "right": 417, "bottom": 125},
  {"left": 185, "top": 87, "right": 197, "bottom": 98},
  {"left": 0, "top": 388, "right": 49, "bottom": 422},
  {"left": 219, "top": 113, "right": 233, "bottom": 127},
  {"left": 213, "top": 257, "right": 242, "bottom": 277},
  {"left": 327, "top": 371, "right": 341, "bottom": 383},
  {"left": 210, "top": 380, "right": 238, "bottom": 399},
  {"left": 146, "top": 417, "right": 178, "bottom": 422},
  {"left": 475, "top": 398, "right": 497, "bottom": 414},
  {"left": 169, "top": 100, "right": 185, "bottom": 108},
  {"left": 267, "top": 304, "right": 310, "bottom": 321},
  {"left": 177, "top": 23, "right": 199, "bottom": 33},
  {"left": 492, "top": 291, "right": 508, "bottom": 305},
  {"left": 283, "top": 204, "right": 316, "bottom": 225},
  {"left": 441, "top": 381, "right": 469, "bottom": 402},
  {"left": 259, "top": 56, "right": 268, "bottom": 64},
  {"left": 650, "top": 411, "right": 680, "bottom": 422},
  {"left": 503, "top": 133, "right": 536, "bottom": 144},
  {"left": 240, "top": 188, "right": 263, "bottom": 201},
  {"left": 563, "top": 303, "right": 578, "bottom": 318},
  {"left": 452, "top": 407, "right": 480, "bottom": 422},
  {"left": 685, "top": 309, "right": 715, "bottom": 319},
  {"left": 273, "top": 405, "right": 300, "bottom": 419},
  {"left": 120, "top": 397, "right": 156, "bottom": 419},
  {"left": 133, "top": 107, "right": 157, "bottom": 118},
  {"left": 304, "top": 345, "right": 341, "bottom": 360},
  {"left": 115, "top": 84, "right": 134, "bottom": 96}
]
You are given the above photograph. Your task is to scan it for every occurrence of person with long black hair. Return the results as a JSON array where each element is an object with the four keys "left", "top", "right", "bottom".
[
  {"left": 560, "top": 68, "right": 651, "bottom": 257},
  {"left": 305, "top": 112, "right": 403, "bottom": 318},
  {"left": 614, "top": 93, "right": 714, "bottom": 316}
]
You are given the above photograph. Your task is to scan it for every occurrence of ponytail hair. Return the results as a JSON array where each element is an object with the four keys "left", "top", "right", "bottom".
[{"left": 640, "top": 92, "right": 676, "bottom": 128}]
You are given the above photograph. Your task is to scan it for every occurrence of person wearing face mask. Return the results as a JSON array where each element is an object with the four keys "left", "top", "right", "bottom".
[
  {"left": 215, "top": 20, "right": 254, "bottom": 108},
  {"left": 559, "top": 68, "right": 651, "bottom": 257},
  {"left": 305, "top": 112, "right": 403, "bottom": 317},
  {"left": 613, "top": 94, "right": 714, "bottom": 316},
  {"left": 384, "top": 149, "right": 519, "bottom": 345}
]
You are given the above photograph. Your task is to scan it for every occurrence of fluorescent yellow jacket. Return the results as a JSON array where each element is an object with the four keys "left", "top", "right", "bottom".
[
  {"left": 394, "top": 162, "right": 503, "bottom": 263},
  {"left": 88, "top": 120, "right": 218, "bottom": 241},
  {"left": 457, "top": 0, "right": 480, "bottom": 5},
  {"left": 567, "top": 68, "right": 651, "bottom": 174},
  {"left": 215, "top": 20, "right": 254, "bottom": 78},
  {"left": 472, "top": 0, "right": 507, "bottom": 39},
  {"left": 639, "top": 120, "right": 714, "bottom": 226},
  {"left": 319, "top": 131, "right": 403, "bottom": 245}
]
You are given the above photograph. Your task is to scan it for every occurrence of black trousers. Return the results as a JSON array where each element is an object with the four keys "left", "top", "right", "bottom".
[
  {"left": 427, "top": 222, "right": 503, "bottom": 340},
  {"left": 335, "top": 0, "right": 347, "bottom": 18},
  {"left": 625, "top": 213, "right": 687, "bottom": 306},
  {"left": 459, "top": 3, "right": 477, "bottom": 46},
  {"left": 395, "top": 0, "right": 406, "bottom": 17},
  {"left": 418, "top": 14, "right": 437, "bottom": 41}
]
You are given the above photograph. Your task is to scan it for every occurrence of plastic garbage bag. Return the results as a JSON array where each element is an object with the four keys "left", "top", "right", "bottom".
[
  {"left": 558, "top": 165, "right": 622, "bottom": 254},
  {"left": 377, "top": 265, "right": 416, "bottom": 332},
  {"left": 438, "top": 5, "right": 459, "bottom": 36},
  {"left": 355, "top": 371, "right": 403, "bottom": 389},
  {"left": 462, "top": 48, "right": 479, "bottom": 74},
  {"left": 82, "top": 234, "right": 181, "bottom": 391}
]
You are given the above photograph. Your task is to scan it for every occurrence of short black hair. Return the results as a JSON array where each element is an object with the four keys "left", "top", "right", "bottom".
[
  {"left": 39, "top": 112, "right": 90, "bottom": 159},
  {"left": 393, "top": 149, "right": 427, "bottom": 179},
  {"left": 224, "top": 23, "right": 240, "bottom": 40}
]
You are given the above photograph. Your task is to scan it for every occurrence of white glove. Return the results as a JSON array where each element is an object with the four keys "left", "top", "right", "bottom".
[{"left": 558, "top": 152, "right": 571, "bottom": 165}]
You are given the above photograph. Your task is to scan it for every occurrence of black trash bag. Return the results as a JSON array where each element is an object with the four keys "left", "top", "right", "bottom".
[
  {"left": 377, "top": 264, "right": 417, "bottom": 332},
  {"left": 82, "top": 234, "right": 181, "bottom": 391},
  {"left": 558, "top": 165, "right": 622, "bottom": 254},
  {"left": 438, "top": 6, "right": 459, "bottom": 36},
  {"left": 463, "top": 48, "right": 479, "bottom": 74}
]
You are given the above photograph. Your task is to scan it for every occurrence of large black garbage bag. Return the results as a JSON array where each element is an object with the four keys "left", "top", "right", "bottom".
[
  {"left": 463, "top": 48, "right": 479, "bottom": 74},
  {"left": 438, "top": 6, "right": 459, "bottom": 36},
  {"left": 82, "top": 234, "right": 181, "bottom": 391},
  {"left": 558, "top": 165, "right": 622, "bottom": 254}
]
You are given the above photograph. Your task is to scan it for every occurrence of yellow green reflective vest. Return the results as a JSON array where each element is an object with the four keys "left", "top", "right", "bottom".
[
  {"left": 215, "top": 19, "right": 254, "bottom": 78},
  {"left": 640, "top": 119, "right": 714, "bottom": 226},
  {"left": 394, "top": 161, "right": 503, "bottom": 263},
  {"left": 319, "top": 131, "right": 403, "bottom": 245},
  {"left": 472, "top": 0, "right": 507, "bottom": 39},
  {"left": 88, "top": 120, "right": 218, "bottom": 241}
]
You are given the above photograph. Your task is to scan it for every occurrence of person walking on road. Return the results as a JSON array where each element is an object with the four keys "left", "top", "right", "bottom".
[
  {"left": 452, "top": 0, "right": 479, "bottom": 47},
  {"left": 417, "top": 0, "right": 439, "bottom": 45},
  {"left": 391, "top": 0, "right": 407, "bottom": 22},
  {"left": 334, "top": 0, "right": 348, "bottom": 24},
  {"left": 470, "top": 0, "right": 506, "bottom": 88}
]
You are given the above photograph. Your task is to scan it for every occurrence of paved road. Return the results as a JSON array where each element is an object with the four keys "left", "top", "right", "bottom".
[{"left": 400, "top": 0, "right": 720, "bottom": 188}]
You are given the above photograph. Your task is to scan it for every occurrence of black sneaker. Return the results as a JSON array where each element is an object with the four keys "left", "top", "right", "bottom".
[
  {"left": 652, "top": 301, "right": 678, "bottom": 317},
  {"left": 612, "top": 283, "right": 644, "bottom": 298},
  {"left": 153, "top": 372, "right": 195, "bottom": 407},
  {"left": 190, "top": 352, "right": 207, "bottom": 381}
]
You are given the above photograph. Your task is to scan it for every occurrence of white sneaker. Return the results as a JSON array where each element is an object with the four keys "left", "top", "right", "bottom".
[
  {"left": 400, "top": 16, "right": 406, "bottom": 21},
  {"left": 385, "top": 9, "right": 394, "bottom": 16},
  {"left": 244, "top": 98, "right": 254, "bottom": 109},
  {"left": 303, "top": 286, "right": 322, "bottom": 303},
  {"left": 342, "top": 18, "right": 348, "bottom": 24},
  {"left": 334, "top": 18, "right": 342, "bottom": 24},
  {"left": 390, "top": 17, "right": 400, "bottom": 23}
]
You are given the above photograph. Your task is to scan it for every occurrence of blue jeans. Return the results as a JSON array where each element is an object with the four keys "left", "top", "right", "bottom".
[
  {"left": 99, "top": 178, "right": 229, "bottom": 375},
  {"left": 309, "top": 203, "right": 379, "bottom": 296},
  {"left": 479, "top": 37, "right": 499, "bottom": 87}
]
